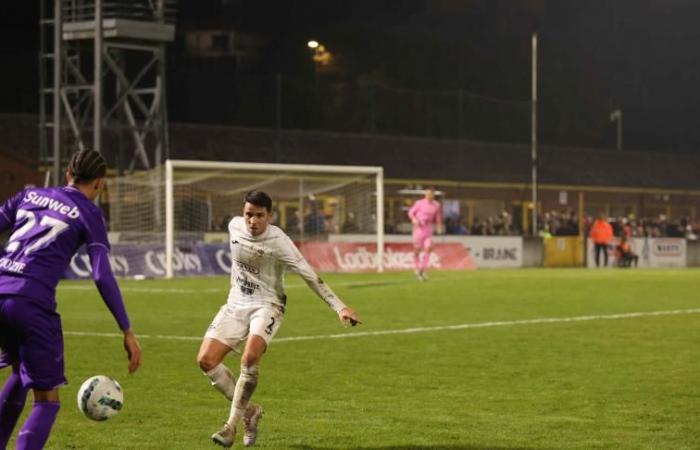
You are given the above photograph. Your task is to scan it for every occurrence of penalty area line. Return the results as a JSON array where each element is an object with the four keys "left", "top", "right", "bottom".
[{"left": 63, "top": 308, "right": 700, "bottom": 343}]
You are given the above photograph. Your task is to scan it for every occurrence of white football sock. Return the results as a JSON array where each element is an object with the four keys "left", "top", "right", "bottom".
[
  {"left": 205, "top": 364, "right": 237, "bottom": 401},
  {"left": 226, "top": 364, "right": 259, "bottom": 428}
]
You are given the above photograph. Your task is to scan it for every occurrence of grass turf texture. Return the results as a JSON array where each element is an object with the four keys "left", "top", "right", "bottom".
[{"left": 2, "top": 269, "right": 700, "bottom": 449}]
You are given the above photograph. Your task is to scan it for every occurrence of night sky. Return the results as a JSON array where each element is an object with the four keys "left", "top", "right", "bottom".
[{"left": 3, "top": 1, "right": 700, "bottom": 153}]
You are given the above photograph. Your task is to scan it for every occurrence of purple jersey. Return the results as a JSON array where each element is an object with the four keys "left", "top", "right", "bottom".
[
  {"left": 0, "top": 186, "right": 112, "bottom": 308},
  {"left": 0, "top": 185, "right": 130, "bottom": 392}
]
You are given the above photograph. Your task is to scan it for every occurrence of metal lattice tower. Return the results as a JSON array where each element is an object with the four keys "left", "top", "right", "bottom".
[{"left": 39, "top": 0, "right": 176, "bottom": 184}]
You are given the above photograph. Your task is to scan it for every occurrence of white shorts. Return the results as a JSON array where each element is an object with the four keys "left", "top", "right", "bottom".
[{"left": 204, "top": 304, "right": 284, "bottom": 351}]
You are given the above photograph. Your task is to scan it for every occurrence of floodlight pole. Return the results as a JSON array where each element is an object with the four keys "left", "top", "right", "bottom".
[
  {"left": 610, "top": 109, "right": 623, "bottom": 151},
  {"left": 94, "top": 0, "right": 103, "bottom": 153},
  {"left": 52, "top": 0, "right": 62, "bottom": 186},
  {"left": 531, "top": 33, "right": 538, "bottom": 236}
]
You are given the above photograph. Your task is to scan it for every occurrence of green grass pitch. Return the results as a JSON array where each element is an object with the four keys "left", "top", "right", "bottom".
[{"left": 2, "top": 269, "right": 700, "bottom": 449}]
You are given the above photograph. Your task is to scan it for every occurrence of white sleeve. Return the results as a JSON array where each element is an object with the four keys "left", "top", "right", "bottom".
[{"left": 279, "top": 235, "right": 347, "bottom": 312}]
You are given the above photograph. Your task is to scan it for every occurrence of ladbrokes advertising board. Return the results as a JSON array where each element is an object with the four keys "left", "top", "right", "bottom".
[
  {"left": 299, "top": 242, "right": 476, "bottom": 272},
  {"left": 65, "top": 241, "right": 476, "bottom": 278}
]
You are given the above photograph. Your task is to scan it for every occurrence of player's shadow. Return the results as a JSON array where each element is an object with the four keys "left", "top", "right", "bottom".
[{"left": 291, "top": 445, "right": 548, "bottom": 450}]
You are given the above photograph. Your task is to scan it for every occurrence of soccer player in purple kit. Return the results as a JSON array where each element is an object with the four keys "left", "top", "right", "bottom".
[
  {"left": 0, "top": 150, "right": 141, "bottom": 450},
  {"left": 408, "top": 187, "right": 443, "bottom": 281}
]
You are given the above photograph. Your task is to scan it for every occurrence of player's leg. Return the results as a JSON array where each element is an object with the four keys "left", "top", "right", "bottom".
[
  {"left": 412, "top": 229, "right": 422, "bottom": 277},
  {"left": 16, "top": 389, "right": 60, "bottom": 450},
  {"left": 230, "top": 336, "right": 265, "bottom": 426},
  {"left": 213, "top": 307, "right": 282, "bottom": 448},
  {"left": 5, "top": 299, "right": 65, "bottom": 450},
  {"left": 0, "top": 363, "right": 28, "bottom": 448},
  {"left": 199, "top": 304, "right": 249, "bottom": 400},
  {"left": 594, "top": 243, "right": 601, "bottom": 267},
  {"left": 198, "top": 337, "right": 237, "bottom": 400},
  {"left": 0, "top": 298, "right": 29, "bottom": 448},
  {"left": 420, "top": 235, "right": 433, "bottom": 279},
  {"left": 603, "top": 244, "right": 609, "bottom": 267},
  {"left": 212, "top": 336, "right": 265, "bottom": 448}
]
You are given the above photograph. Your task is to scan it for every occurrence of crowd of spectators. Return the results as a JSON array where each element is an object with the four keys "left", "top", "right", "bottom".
[
  {"left": 212, "top": 205, "right": 698, "bottom": 240},
  {"left": 585, "top": 214, "right": 697, "bottom": 240},
  {"left": 440, "top": 209, "right": 698, "bottom": 239}
]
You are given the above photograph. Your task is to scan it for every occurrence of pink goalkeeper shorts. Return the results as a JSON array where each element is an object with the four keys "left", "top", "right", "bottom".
[{"left": 412, "top": 227, "right": 433, "bottom": 250}]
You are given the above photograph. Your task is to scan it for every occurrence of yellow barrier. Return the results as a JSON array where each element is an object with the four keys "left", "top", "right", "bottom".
[{"left": 544, "top": 236, "right": 584, "bottom": 267}]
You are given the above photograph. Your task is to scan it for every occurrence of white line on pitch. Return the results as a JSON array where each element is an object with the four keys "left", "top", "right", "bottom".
[
  {"left": 63, "top": 308, "right": 700, "bottom": 343},
  {"left": 58, "top": 278, "right": 415, "bottom": 294}
]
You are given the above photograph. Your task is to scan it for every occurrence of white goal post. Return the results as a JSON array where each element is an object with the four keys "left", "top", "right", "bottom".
[{"left": 164, "top": 159, "right": 385, "bottom": 278}]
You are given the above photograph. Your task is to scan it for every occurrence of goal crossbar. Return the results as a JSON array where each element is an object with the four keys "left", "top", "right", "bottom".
[{"left": 167, "top": 159, "right": 383, "bottom": 175}]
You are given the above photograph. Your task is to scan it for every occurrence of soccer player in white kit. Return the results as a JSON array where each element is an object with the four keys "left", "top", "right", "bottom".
[{"left": 196, "top": 191, "right": 361, "bottom": 448}]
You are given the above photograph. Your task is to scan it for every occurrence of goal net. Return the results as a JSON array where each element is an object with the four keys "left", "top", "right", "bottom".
[{"left": 107, "top": 160, "right": 384, "bottom": 278}]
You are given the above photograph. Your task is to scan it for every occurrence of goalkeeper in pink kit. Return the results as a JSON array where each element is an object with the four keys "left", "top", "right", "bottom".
[{"left": 408, "top": 187, "right": 443, "bottom": 281}]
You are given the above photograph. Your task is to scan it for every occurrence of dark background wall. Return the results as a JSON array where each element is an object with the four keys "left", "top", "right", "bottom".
[{"left": 2, "top": 113, "right": 699, "bottom": 192}]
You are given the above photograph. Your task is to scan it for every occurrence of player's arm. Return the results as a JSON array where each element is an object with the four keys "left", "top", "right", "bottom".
[
  {"left": 86, "top": 213, "right": 142, "bottom": 373},
  {"left": 0, "top": 190, "right": 24, "bottom": 232},
  {"left": 408, "top": 202, "right": 419, "bottom": 226},
  {"left": 280, "top": 236, "right": 361, "bottom": 326},
  {"left": 88, "top": 244, "right": 141, "bottom": 373}
]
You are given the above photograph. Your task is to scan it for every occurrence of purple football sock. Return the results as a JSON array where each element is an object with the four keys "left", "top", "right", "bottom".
[
  {"left": 16, "top": 401, "right": 60, "bottom": 450},
  {"left": 0, "top": 372, "right": 28, "bottom": 448}
]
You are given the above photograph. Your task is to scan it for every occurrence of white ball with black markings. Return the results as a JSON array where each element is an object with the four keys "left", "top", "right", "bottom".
[{"left": 77, "top": 375, "right": 124, "bottom": 421}]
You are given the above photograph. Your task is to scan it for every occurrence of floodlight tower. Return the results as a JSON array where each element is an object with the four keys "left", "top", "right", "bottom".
[{"left": 39, "top": 0, "right": 176, "bottom": 184}]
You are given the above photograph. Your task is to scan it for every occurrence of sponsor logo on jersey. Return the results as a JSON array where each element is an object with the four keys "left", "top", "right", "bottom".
[
  {"left": 233, "top": 259, "right": 260, "bottom": 274},
  {"left": 236, "top": 276, "right": 260, "bottom": 296},
  {"left": 23, "top": 191, "right": 80, "bottom": 218},
  {"left": 231, "top": 239, "right": 265, "bottom": 258}
]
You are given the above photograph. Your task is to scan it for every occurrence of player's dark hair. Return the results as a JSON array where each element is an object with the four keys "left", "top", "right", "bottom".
[
  {"left": 245, "top": 190, "right": 273, "bottom": 212},
  {"left": 67, "top": 149, "right": 107, "bottom": 184}
]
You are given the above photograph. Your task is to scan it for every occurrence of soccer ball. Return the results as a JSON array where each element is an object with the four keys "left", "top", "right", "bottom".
[{"left": 76, "top": 375, "right": 124, "bottom": 421}]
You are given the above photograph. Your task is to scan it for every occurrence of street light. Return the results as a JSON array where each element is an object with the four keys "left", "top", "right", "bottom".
[
  {"left": 307, "top": 40, "right": 333, "bottom": 92},
  {"left": 609, "top": 109, "right": 623, "bottom": 151},
  {"left": 306, "top": 40, "right": 331, "bottom": 65}
]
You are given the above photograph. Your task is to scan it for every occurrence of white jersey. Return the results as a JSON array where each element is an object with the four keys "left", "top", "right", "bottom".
[{"left": 226, "top": 216, "right": 346, "bottom": 313}]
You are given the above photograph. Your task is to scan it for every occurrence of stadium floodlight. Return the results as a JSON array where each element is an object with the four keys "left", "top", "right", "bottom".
[{"left": 307, "top": 40, "right": 320, "bottom": 49}]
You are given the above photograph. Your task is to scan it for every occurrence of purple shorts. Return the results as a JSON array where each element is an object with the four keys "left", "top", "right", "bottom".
[
  {"left": 0, "top": 296, "right": 66, "bottom": 390},
  {"left": 412, "top": 227, "right": 433, "bottom": 250}
]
